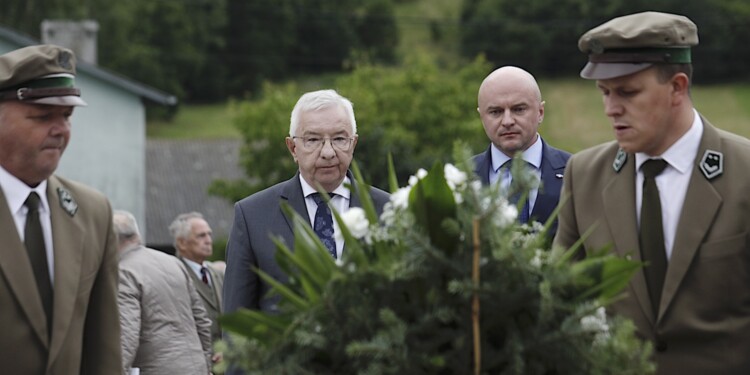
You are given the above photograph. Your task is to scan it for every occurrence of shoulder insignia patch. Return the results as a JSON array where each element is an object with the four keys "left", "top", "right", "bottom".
[
  {"left": 612, "top": 148, "right": 627, "bottom": 172},
  {"left": 57, "top": 187, "right": 78, "bottom": 217},
  {"left": 699, "top": 150, "right": 723, "bottom": 180}
]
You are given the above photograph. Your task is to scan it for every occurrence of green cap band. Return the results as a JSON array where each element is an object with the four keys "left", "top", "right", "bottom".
[
  {"left": 590, "top": 47, "right": 692, "bottom": 64},
  {"left": 11, "top": 76, "right": 75, "bottom": 90}
]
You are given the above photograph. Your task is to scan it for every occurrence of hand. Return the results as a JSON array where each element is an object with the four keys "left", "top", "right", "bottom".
[{"left": 212, "top": 352, "right": 223, "bottom": 364}]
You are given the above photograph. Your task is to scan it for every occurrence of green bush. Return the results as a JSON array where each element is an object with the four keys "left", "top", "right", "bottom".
[{"left": 210, "top": 55, "right": 492, "bottom": 201}]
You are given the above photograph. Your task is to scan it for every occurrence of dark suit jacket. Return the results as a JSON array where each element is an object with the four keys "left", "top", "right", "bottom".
[
  {"left": 473, "top": 138, "right": 570, "bottom": 237},
  {"left": 223, "top": 172, "right": 390, "bottom": 314},
  {"left": 554, "top": 118, "right": 750, "bottom": 374},
  {"left": 0, "top": 175, "right": 121, "bottom": 374}
]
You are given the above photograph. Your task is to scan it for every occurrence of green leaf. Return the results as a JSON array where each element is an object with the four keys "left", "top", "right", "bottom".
[
  {"left": 350, "top": 160, "right": 380, "bottom": 226},
  {"left": 387, "top": 152, "right": 399, "bottom": 193},
  {"left": 408, "top": 162, "right": 459, "bottom": 254},
  {"left": 219, "top": 308, "right": 291, "bottom": 340}
]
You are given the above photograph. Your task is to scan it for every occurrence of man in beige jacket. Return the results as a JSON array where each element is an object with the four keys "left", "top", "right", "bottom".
[{"left": 115, "top": 210, "right": 212, "bottom": 375}]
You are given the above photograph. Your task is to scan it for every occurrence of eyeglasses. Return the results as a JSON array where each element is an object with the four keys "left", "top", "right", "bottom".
[{"left": 292, "top": 136, "right": 354, "bottom": 151}]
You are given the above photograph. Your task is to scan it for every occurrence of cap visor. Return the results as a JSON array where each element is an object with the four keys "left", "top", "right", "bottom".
[
  {"left": 27, "top": 95, "right": 87, "bottom": 107},
  {"left": 580, "top": 62, "right": 653, "bottom": 80}
]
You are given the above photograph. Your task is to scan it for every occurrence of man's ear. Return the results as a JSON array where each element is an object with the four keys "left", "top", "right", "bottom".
[
  {"left": 671, "top": 72, "right": 690, "bottom": 104},
  {"left": 285, "top": 137, "right": 298, "bottom": 162}
]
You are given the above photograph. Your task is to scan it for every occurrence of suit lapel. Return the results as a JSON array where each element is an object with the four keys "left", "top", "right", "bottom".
[
  {"left": 659, "top": 121, "right": 722, "bottom": 319},
  {"left": 602, "top": 157, "right": 655, "bottom": 324},
  {"left": 46, "top": 176, "right": 84, "bottom": 363},
  {"left": 180, "top": 257, "right": 220, "bottom": 310},
  {"left": 0, "top": 187, "right": 50, "bottom": 346},
  {"left": 208, "top": 266, "right": 223, "bottom": 311},
  {"left": 531, "top": 141, "right": 566, "bottom": 219},
  {"left": 280, "top": 173, "right": 310, "bottom": 233},
  {"left": 474, "top": 147, "right": 492, "bottom": 186}
]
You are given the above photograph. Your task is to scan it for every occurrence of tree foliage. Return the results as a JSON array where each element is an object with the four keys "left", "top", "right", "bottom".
[
  {"left": 459, "top": 0, "right": 750, "bottom": 83},
  {"left": 209, "top": 55, "right": 491, "bottom": 202},
  {"left": 0, "top": 0, "right": 400, "bottom": 101}
]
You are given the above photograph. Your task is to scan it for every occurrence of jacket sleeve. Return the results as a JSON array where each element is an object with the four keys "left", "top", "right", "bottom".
[
  {"left": 82, "top": 202, "right": 124, "bottom": 375},
  {"left": 117, "top": 267, "right": 142, "bottom": 374},
  {"left": 188, "top": 273, "right": 213, "bottom": 373}
]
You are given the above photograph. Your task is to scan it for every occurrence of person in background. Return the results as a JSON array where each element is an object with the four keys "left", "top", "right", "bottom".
[
  {"left": 0, "top": 44, "right": 121, "bottom": 373},
  {"left": 170, "top": 211, "right": 225, "bottom": 368},
  {"left": 473, "top": 66, "right": 570, "bottom": 237},
  {"left": 115, "top": 210, "right": 213, "bottom": 375},
  {"left": 554, "top": 11, "right": 750, "bottom": 374}
]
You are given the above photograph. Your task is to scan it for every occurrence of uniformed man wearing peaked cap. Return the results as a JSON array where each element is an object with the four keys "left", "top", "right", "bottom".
[
  {"left": 0, "top": 44, "right": 121, "bottom": 373},
  {"left": 554, "top": 12, "right": 750, "bottom": 374},
  {"left": 0, "top": 44, "right": 87, "bottom": 106}
]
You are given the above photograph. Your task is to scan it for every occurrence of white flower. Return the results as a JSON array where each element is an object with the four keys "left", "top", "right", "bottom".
[
  {"left": 492, "top": 199, "right": 517, "bottom": 228},
  {"left": 580, "top": 307, "right": 611, "bottom": 344},
  {"left": 444, "top": 163, "right": 467, "bottom": 190},
  {"left": 389, "top": 186, "right": 411, "bottom": 210},
  {"left": 340, "top": 207, "right": 369, "bottom": 239},
  {"left": 408, "top": 168, "right": 428, "bottom": 186},
  {"left": 530, "top": 249, "right": 544, "bottom": 268}
]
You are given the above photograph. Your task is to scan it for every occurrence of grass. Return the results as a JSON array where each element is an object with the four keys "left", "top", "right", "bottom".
[
  {"left": 148, "top": 80, "right": 750, "bottom": 156},
  {"left": 540, "top": 80, "right": 750, "bottom": 153},
  {"left": 147, "top": 103, "right": 239, "bottom": 139}
]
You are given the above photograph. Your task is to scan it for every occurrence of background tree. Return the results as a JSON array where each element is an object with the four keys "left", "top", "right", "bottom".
[
  {"left": 459, "top": 0, "right": 750, "bottom": 83},
  {"left": 209, "top": 55, "right": 491, "bottom": 201}
]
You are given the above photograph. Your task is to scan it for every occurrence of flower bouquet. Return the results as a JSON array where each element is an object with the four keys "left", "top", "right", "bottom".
[{"left": 219, "top": 146, "right": 654, "bottom": 375}]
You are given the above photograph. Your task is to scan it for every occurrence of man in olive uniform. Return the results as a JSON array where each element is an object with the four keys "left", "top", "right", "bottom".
[
  {"left": 554, "top": 12, "right": 750, "bottom": 374},
  {"left": 0, "top": 45, "right": 121, "bottom": 373}
]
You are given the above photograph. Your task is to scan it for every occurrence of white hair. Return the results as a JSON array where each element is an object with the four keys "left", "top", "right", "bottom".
[{"left": 289, "top": 89, "right": 357, "bottom": 136}]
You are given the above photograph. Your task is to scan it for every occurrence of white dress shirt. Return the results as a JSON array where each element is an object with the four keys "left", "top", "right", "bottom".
[
  {"left": 489, "top": 134, "right": 543, "bottom": 212},
  {"left": 0, "top": 165, "right": 55, "bottom": 282},
  {"left": 635, "top": 108, "right": 703, "bottom": 260},
  {"left": 300, "top": 176, "right": 351, "bottom": 259},
  {"left": 183, "top": 257, "right": 211, "bottom": 286}
]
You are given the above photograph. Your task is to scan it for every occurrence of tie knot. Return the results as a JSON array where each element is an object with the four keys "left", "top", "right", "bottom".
[
  {"left": 641, "top": 159, "right": 668, "bottom": 178},
  {"left": 310, "top": 192, "right": 335, "bottom": 205},
  {"left": 25, "top": 192, "right": 41, "bottom": 211}
]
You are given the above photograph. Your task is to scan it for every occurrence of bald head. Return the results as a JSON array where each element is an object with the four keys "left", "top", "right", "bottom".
[
  {"left": 478, "top": 66, "right": 542, "bottom": 104},
  {"left": 477, "top": 66, "right": 545, "bottom": 156}
]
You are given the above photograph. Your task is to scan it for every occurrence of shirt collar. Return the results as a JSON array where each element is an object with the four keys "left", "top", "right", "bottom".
[
  {"left": 635, "top": 108, "right": 703, "bottom": 174},
  {"left": 491, "top": 134, "right": 543, "bottom": 172},
  {"left": 182, "top": 257, "right": 206, "bottom": 273},
  {"left": 300, "top": 175, "right": 351, "bottom": 199},
  {"left": 0, "top": 164, "right": 49, "bottom": 215}
]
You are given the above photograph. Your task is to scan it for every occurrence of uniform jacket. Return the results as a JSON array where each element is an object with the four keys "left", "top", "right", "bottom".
[
  {"left": 179, "top": 257, "right": 225, "bottom": 343},
  {"left": 473, "top": 138, "right": 570, "bottom": 238},
  {"left": 119, "top": 245, "right": 212, "bottom": 375},
  {"left": 554, "top": 118, "right": 750, "bottom": 374},
  {"left": 223, "top": 172, "right": 390, "bottom": 314},
  {"left": 0, "top": 175, "right": 121, "bottom": 374}
]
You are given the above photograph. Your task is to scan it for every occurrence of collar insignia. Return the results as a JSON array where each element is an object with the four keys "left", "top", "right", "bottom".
[
  {"left": 699, "top": 150, "right": 723, "bottom": 180},
  {"left": 57, "top": 187, "right": 78, "bottom": 217},
  {"left": 612, "top": 148, "right": 627, "bottom": 172}
]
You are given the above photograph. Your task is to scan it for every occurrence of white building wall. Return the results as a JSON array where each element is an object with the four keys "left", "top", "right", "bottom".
[{"left": 57, "top": 75, "right": 147, "bottom": 238}]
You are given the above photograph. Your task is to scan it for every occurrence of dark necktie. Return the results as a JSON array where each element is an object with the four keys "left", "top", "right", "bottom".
[
  {"left": 501, "top": 160, "right": 531, "bottom": 224},
  {"left": 311, "top": 193, "right": 337, "bottom": 259},
  {"left": 25, "top": 192, "right": 53, "bottom": 333},
  {"left": 639, "top": 159, "right": 669, "bottom": 317},
  {"left": 200, "top": 266, "right": 209, "bottom": 285}
]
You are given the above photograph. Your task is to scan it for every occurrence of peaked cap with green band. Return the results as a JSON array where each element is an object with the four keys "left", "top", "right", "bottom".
[
  {"left": 0, "top": 44, "right": 86, "bottom": 106},
  {"left": 578, "top": 12, "right": 699, "bottom": 80}
]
